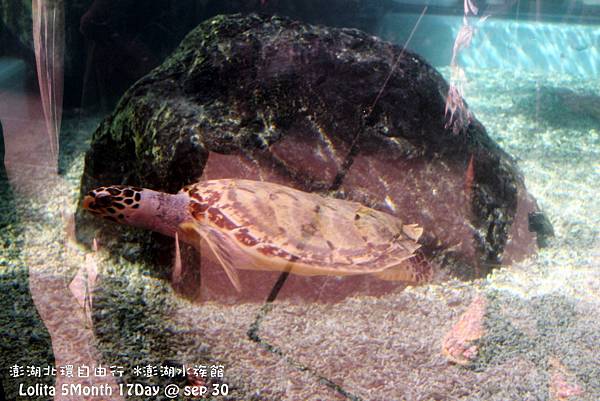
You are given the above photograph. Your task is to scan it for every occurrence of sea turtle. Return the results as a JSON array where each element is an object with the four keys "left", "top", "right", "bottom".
[{"left": 82, "top": 178, "right": 430, "bottom": 291}]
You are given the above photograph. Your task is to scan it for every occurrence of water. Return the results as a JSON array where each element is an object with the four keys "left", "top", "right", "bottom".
[{"left": 1, "top": 2, "right": 598, "bottom": 400}]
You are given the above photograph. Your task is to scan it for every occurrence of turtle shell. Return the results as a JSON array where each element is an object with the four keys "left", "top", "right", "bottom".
[{"left": 179, "top": 179, "right": 424, "bottom": 285}]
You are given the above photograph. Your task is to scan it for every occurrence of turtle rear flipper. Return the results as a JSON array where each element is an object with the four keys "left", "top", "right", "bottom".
[
  {"left": 375, "top": 263, "right": 417, "bottom": 282},
  {"left": 375, "top": 253, "right": 432, "bottom": 284},
  {"left": 402, "top": 224, "right": 423, "bottom": 241},
  {"left": 179, "top": 222, "right": 249, "bottom": 292}
]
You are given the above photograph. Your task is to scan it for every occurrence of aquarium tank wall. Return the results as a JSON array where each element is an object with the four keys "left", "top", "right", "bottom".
[{"left": 0, "top": 1, "right": 598, "bottom": 400}]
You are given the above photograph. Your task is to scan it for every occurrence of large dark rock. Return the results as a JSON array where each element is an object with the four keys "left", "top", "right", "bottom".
[{"left": 78, "top": 14, "right": 549, "bottom": 300}]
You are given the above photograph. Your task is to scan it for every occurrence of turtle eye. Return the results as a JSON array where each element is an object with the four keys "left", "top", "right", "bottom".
[{"left": 95, "top": 193, "right": 113, "bottom": 208}]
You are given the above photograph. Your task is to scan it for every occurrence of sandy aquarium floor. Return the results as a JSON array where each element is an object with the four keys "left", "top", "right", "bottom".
[{"left": 1, "top": 67, "right": 598, "bottom": 401}]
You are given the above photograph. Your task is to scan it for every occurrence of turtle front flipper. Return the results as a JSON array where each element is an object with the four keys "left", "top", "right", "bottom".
[{"left": 179, "top": 222, "right": 253, "bottom": 292}]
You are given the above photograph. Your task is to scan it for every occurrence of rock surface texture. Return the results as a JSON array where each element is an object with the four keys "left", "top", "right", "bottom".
[{"left": 78, "top": 14, "right": 549, "bottom": 295}]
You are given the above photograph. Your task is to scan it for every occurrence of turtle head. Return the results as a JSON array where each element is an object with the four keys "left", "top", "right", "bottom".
[
  {"left": 83, "top": 185, "right": 191, "bottom": 237},
  {"left": 83, "top": 185, "right": 145, "bottom": 224}
]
